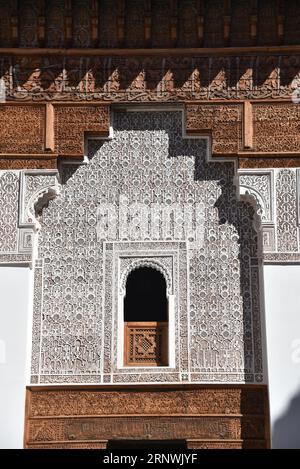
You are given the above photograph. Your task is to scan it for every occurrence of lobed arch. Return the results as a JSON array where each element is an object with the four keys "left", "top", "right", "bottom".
[{"left": 119, "top": 258, "right": 173, "bottom": 296}]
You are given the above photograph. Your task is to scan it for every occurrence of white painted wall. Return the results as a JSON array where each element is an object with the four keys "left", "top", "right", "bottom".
[
  {"left": 0, "top": 266, "right": 32, "bottom": 449},
  {"left": 264, "top": 264, "right": 300, "bottom": 448}
]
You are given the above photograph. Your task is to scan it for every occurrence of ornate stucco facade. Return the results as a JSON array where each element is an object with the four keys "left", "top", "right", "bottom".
[{"left": 1, "top": 0, "right": 300, "bottom": 449}]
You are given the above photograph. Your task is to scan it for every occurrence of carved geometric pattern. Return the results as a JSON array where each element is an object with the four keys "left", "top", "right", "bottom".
[
  {"left": 0, "top": 160, "right": 56, "bottom": 170},
  {"left": 1, "top": 56, "right": 300, "bottom": 168},
  {"left": 186, "top": 103, "right": 243, "bottom": 154},
  {"left": 0, "top": 170, "right": 59, "bottom": 262},
  {"left": 239, "top": 172, "right": 273, "bottom": 223},
  {"left": 54, "top": 105, "right": 109, "bottom": 155},
  {"left": 276, "top": 169, "right": 299, "bottom": 252},
  {"left": 125, "top": 323, "right": 168, "bottom": 366},
  {"left": 253, "top": 103, "right": 300, "bottom": 153},
  {"left": 238, "top": 168, "right": 300, "bottom": 262},
  {"left": 21, "top": 171, "right": 59, "bottom": 226},
  {"left": 119, "top": 256, "right": 173, "bottom": 296},
  {"left": 0, "top": 106, "right": 45, "bottom": 154},
  {"left": 104, "top": 243, "right": 182, "bottom": 379},
  {"left": 0, "top": 171, "right": 19, "bottom": 252},
  {"left": 31, "top": 110, "right": 264, "bottom": 384}
]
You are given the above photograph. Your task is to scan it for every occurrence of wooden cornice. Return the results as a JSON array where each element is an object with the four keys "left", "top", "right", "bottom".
[{"left": 1, "top": 44, "right": 300, "bottom": 56}]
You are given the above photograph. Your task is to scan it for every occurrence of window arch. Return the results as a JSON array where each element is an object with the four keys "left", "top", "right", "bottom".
[{"left": 124, "top": 267, "right": 168, "bottom": 366}]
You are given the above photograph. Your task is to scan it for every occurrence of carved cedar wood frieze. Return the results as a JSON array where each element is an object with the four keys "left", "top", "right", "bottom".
[
  {"left": 0, "top": 54, "right": 300, "bottom": 103},
  {"left": 0, "top": 104, "right": 110, "bottom": 158},
  {"left": 1, "top": 100, "right": 300, "bottom": 169},
  {"left": 25, "top": 386, "right": 270, "bottom": 449}
]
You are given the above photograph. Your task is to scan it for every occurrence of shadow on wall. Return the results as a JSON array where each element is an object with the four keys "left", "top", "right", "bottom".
[{"left": 272, "top": 386, "right": 300, "bottom": 448}]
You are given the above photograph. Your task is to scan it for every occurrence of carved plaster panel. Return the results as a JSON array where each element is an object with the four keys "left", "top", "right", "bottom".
[
  {"left": 239, "top": 172, "right": 273, "bottom": 223},
  {"left": 0, "top": 169, "right": 59, "bottom": 264},
  {"left": 0, "top": 171, "right": 19, "bottom": 253},
  {"left": 102, "top": 241, "right": 187, "bottom": 382},
  {"left": 238, "top": 168, "right": 300, "bottom": 262},
  {"left": 31, "top": 110, "right": 265, "bottom": 384},
  {"left": 276, "top": 169, "right": 299, "bottom": 252}
]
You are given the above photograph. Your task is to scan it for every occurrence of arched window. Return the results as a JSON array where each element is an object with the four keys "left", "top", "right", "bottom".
[{"left": 124, "top": 267, "right": 168, "bottom": 366}]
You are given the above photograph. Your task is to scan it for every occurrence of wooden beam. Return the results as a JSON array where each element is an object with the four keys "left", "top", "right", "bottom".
[
  {"left": 116, "top": 0, "right": 125, "bottom": 47},
  {"left": 243, "top": 101, "right": 253, "bottom": 150},
  {"left": 91, "top": 0, "right": 99, "bottom": 46},
  {"left": 37, "top": 0, "right": 46, "bottom": 47},
  {"left": 45, "top": 103, "right": 54, "bottom": 152},
  {"left": 65, "top": 0, "right": 72, "bottom": 47},
  {"left": 1, "top": 44, "right": 300, "bottom": 57},
  {"left": 250, "top": 0, "right": 258, "bottom": 44},
  {"left": 197, "top": 0, "right": 204, "bottom": 46},
  {"left": 145, "top": 0, "right": 152, "bottom": 46},
  {"left": 170, "top": 0, "right": 178, "bottom": 46},
  {"left": 224, "top": 0, "right": 231, "bottom": 46},
  {"left": 11, "top": 18, "right": 18, "bottom": 46},
  {"left": 278, "top": 0, "right": 285, "bottom": 44}
]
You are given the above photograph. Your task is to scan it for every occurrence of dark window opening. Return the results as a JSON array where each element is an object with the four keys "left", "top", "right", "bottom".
[
  {"left": 124, "top": 267, "right": 168, "bottom": 322},
  {"left": 124, "top": 267, "right": 168, "bottom": 367}
]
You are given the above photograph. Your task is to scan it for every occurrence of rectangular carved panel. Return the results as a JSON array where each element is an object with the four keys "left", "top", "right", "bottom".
[
  {"left": 28, "top": 416, "right": 244, "bottom": 442},
  {"left": 186, "top": 104, "right": 243, "bottom": 155},
  {"left": 54, "top": 105, "right": 110, "bottom": 155},
  {"left": 0, "top": 105, "right": 45, "bottom": 153},
  {"left": 25, "top": 385, "right": 270, "bottom": 449},
  {"left": 253, "top": 103, "right": 300, "bottom": 153},
  {"left": 0, "top": 103, "right": 110, "bottom": 168}
]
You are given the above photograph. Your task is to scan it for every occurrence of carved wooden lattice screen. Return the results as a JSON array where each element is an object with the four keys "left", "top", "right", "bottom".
[{"left": 124, "top": 322, "right": 168, "bottom": 366}]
